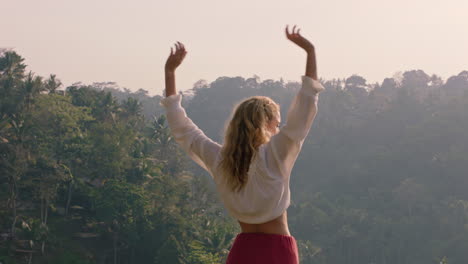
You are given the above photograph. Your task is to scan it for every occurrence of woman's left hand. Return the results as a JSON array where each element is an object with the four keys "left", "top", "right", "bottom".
[
  {"left": 285, "top": 25, "right": 314, "bottom": 54},
  {"left": 165, "top": 42, "right": 187, "bottom": 73}
]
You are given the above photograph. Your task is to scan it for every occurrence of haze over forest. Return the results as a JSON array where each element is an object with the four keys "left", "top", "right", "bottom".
[{"left": 1, "top": 49, "right": 468, "bottom": 263}]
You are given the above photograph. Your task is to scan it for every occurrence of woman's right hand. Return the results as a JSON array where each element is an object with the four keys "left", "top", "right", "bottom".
[
  {"left": 285, "top": 25, "right": 314, "bottom": 54},
  {"left": 165, "top": 42, "right": 187, "bottom": 73}
]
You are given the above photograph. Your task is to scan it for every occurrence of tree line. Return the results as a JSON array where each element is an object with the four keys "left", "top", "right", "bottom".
[{"left": 1, "top": 50, "right": 468, "bottom": 263}]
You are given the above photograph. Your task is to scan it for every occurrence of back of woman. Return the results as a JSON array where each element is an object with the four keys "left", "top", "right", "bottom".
[{"left": 161, "top": 25, "right": 325, "bottom": 264}]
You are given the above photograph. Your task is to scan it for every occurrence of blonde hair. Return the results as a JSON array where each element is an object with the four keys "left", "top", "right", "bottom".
[{"left": 219, "top": 96, "right": 280, "bottom": 192}]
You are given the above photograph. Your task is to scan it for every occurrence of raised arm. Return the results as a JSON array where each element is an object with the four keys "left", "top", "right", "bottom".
[
  {"left": 286, "top": 25, "right": 318, "bottom": 80},
  {"left": 165, "top": 42, "right": 187, "bottom": 97},
  {"left": 161, "top": 42, "right": 221, "bottom": 176},
  {"left": 265, "top": 26, "right": 324, "bottom": 178}
]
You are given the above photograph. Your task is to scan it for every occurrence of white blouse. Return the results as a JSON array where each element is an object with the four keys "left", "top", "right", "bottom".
[{"left": 160, "top": 76, "right": 324, "bottom": 224}]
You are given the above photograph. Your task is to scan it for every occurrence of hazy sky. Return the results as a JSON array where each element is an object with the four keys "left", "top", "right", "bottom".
[{"left": 2, "top": 0, "right": 467, "bottom": 95}]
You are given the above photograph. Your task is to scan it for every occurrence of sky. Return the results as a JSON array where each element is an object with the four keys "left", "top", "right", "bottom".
[{"left": 2, "top": 0, "right": 467, "bottom": 96}]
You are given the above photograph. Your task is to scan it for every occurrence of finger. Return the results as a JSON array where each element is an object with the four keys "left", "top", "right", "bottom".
[
  {"left": 176, "top": 46, "right": 184, "bottom": 57},
  {"left": 178, "top": 43, "right": 184, "bottom": 55},
  {"left": 292, "top": 25, "right": 297, "bottom": 34},
  {"left": 285, "top": 25, "right": 290, "bottom": 36},
  {"left": 170, "top": 47, "right": 173, "bottom": 55},
  {"left": 180, "top": 43, "right": 186, "bottom": 54},
  {"left": 297, "top": 28, "right": 301, "bottom": 35}
]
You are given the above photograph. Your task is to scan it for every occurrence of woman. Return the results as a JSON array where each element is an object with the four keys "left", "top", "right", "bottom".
[{"left": 161, "top": 25, "right": 324, "bottom": 264}]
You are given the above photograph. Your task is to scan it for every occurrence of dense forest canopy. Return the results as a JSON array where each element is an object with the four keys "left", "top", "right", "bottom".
[{"left": 1, "top": 50, "right": 468, "bottom": 264}]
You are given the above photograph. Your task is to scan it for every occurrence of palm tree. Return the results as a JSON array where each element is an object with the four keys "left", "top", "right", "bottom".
[
  {"left": 120, "top": 97, "right": 143, "bottom": 127},
  {"left": 44, "top": 74, "right": 62, "bottom": 94},
  {"left": 0, "top": 51, "right": 27, "bottom": 117},
  {"left": 21, "top": 72, "right": 45, "bottom": 111},
  {"left": 0, "top": 51, "right": 26, "bottom": 80}
]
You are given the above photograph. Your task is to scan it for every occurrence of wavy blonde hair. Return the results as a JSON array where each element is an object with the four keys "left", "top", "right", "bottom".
[{"left": 219, "top": 96, "right": 280, "bottom": 192}]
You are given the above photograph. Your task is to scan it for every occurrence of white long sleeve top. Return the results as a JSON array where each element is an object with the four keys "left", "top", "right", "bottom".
[{"left": 160, "top": 76, "right": 324, "bottom": 224}]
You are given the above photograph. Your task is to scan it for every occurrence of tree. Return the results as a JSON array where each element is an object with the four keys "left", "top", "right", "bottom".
[{"left": 44, "top": 74, "right": 62, "bottom": 94}]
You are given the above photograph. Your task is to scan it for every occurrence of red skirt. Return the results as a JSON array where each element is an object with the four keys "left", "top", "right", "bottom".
[{"left": 226, "top": 233, "right": 299, "bottom": 264}]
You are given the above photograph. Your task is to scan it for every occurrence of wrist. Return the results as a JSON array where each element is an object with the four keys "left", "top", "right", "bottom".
[
  {"left": 306, "top": 49, "right": 315, "bottom": 56},
  {"left": 165, "top": 68, "right": 175, "bottom": 75}
]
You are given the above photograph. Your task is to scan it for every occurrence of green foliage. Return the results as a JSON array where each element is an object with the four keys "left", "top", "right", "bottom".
[
  {"left": 49, "top": 251, "right": 93, "bottom": 264},
  {"left": 93, "top": 179, "right": 148, "bottom": 233},
  {"left": 186, "top": 240, "right": 222, "bottom": 264},
  {"left": 0, "top": 256, "right": 17, "bottom": 264},
  {"left": 296, "top": 240, "right": 325, "bottom": 264},
  {"left": 2, "top": 51, "right": 468, "bottom": 264}
]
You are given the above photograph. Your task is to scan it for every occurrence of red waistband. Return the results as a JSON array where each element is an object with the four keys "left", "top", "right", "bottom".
[{"left": 236, "top": 232, "right": 296, "bottom": 240}]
